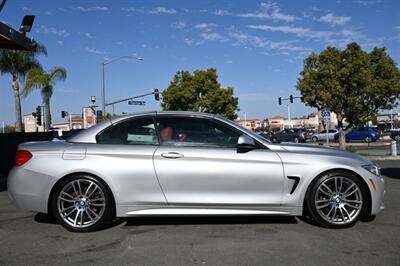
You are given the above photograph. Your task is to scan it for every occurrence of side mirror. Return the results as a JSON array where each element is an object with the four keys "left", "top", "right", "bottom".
[{"left": 237, "top": 135, "right": 256, "bottom": 148}]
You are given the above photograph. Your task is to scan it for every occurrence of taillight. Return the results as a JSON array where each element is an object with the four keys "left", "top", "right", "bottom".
[{"left": 15, "top": 150, "right": 32, "bottom": 167}]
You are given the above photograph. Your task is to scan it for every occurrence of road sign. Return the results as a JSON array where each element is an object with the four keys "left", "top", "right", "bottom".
[
  {"left": 322, "top": 111, "right": 330, "bottom": 126},
  {"left": 128, "top": 100, "right": 146, "bottom": 105}
]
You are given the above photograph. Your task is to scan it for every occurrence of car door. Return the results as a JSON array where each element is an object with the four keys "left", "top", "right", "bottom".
[
  {"left": 153, "top": 115, "right": 284, "bottom": 206},
  {"left": 319, "top": 130, "right": 327, "bottom": 139},
  {"left": 86, "top": 115, "right": 166, "bottom": 207}
]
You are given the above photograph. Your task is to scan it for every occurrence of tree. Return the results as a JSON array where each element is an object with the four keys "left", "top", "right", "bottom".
[
  {"left": 0, "top": 45, "right": 47, "bottom": 132},
  {"left": 23, "top": 67, "right": 67, "bottom": 131},
  {"left": 162, "top": 68, "right": 239, "bottom": 119},
  {"left": 297, "top": 42, "right": 400, "bottom": 149}
]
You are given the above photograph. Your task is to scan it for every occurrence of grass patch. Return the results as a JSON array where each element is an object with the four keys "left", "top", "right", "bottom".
[{"left": 346, "top": 146, "right": 357, "bottom": 153}]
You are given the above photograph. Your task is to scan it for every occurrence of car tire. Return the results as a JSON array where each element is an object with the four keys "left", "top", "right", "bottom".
[
  {"left": 293, "top": 137, "right": 299, "bottom": 143},
  {"left": 312, "top": 136, "right": 318, "bottom": 142},
  {"left": 305, "top": 171, "right": 369, "bottom": 229},
  {"left": 50, "top": 174, "right": 115, "bottom": 232},
  {"left": 395, "top": 135, "right": 400, "bottom": 141}
]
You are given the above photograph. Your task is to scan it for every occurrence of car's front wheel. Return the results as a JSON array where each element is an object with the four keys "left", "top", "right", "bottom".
[
  {"left": 50, "top": 174, "right": 114, "bottom": 232},
  {"left": 306, "top": 171, "right": 369, "bottom": 228}
]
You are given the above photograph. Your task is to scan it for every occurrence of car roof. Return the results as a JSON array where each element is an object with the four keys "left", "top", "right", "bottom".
[{"left": 68, "top": 111, "right": 222, "bottom": 143}]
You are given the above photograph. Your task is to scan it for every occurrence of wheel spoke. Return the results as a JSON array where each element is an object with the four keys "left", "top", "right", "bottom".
[
  {"left": 73, "top": 210, "right": 80, "bottom": 226},
  {"left": 334, "top": 177, "right": 339, "bottom": 193},
  {"left": 71, "top": 182, "right": 79, "bottom": 197},
  {"left": 61, "top": 191, "right": 75, "bottom": 199},
  {"left": 321, "top": 183, "right": 333, "bottom": 194},
  {"left": 59, "top": 196, "right": 75, "bottom": 203},
  {"left": 345, "top": 202, "right": 361, "bottom": 210},
  {"left": 90, "top": 197, "right": 105, "bottom": 202},
  {"left": 343, "top": 183, "right": 355, "bottom": 195},
  {"left": 339, "top": 208, "right": 346, "bottom": 222},
  {"left": 61, "top": 208, "right": 76, "bottom": 218},
  {"left": 316, "top": 198, "right": 330, "bottom": 204},
  {"left": 331, "top": 207, "right": 337, "bottom": 221},
  {"left": 60, "top": 205, "right": 75, "bottom": 212},
  {"left": 344, "top": 187, "right": 359, "bottom": 198},
  {"left": 76, "top": 180, "right": 83, "bottom": 195},
  {"left": 317, "top": 202, "right": 331, "bottom": 209},
  {"left": 85, "top": 181, "right": 94, "bottom": 197},
  {"left": 318, "top": 187, "right": 332, "bottom": 197},
  {"left": 87, "top": 185, "right": 99, "bottom": 198},
  {"left": 85, "top": 209, "right": 95, "bottom": 222},
  {"left": 342, "top": 207, "right": 351, "bottom": 221},
  {"left": 345, "top": 199, "right": 362, "bottom": 204}
]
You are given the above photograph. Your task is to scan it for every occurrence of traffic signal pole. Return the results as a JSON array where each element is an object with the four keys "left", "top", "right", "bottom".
[{"left": 278, "top": 95, "right": 301, "bottom": 129}]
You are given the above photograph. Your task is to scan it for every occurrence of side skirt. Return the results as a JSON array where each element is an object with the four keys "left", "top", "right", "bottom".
[{"left": 116, "top": 205, "right": 302, "bottom": 217}]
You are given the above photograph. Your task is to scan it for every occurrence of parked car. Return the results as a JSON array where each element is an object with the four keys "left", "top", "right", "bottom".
[
  {"left": 8, "top": 111, "right": 384, "bottom": 232},
  {"left": 271, "top": 128, "right": 306, "bottom": 143},
  {"left": 345, "top": 127, "right": 380, "bottom": 143},
  {"left": 311, "top": 129, "right": 339, "bottom": 142},
  {"left": 390, "top": 131, "right": 400, "bottom": 141}
]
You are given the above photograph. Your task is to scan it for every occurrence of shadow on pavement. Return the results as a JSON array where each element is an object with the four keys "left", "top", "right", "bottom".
[
  {"left": 380, "top": 168, "right": 400, "bottom": 180},
  {"left": 123, "top": 215, "right": 297, "bottom": 226}
]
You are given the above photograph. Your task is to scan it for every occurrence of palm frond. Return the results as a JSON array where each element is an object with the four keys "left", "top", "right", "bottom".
[
  {"left": 49, "top": 67, "right": 67, "bottom": 83},
  {"left": 23, "top": 67, "right": 48, "bottom": 97}
]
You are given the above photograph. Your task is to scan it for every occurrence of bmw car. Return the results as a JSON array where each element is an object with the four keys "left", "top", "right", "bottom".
[{"left": 8, "top": 111, "right": 385, "bottom": 232}]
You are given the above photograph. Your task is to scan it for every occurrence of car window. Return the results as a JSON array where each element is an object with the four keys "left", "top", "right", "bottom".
[
  {"left": 320, "top": 130, "right": 326, "bottom": 134},
  {"left": 157, "top": 116, "right": 240, "bottom": 148},
  {"left": 96, "top": 117, "right": 158, "bottom": 145},
  {"left": 328, "top": 130, "right": 336, "bottom": 133}
]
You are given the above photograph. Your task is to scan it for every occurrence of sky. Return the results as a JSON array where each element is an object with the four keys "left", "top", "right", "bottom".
[{"left": 0, "top": 0, "right": 400, "bottom": 125}]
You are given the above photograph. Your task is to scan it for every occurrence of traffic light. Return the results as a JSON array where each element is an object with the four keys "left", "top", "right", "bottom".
[
  {"left": 49, "top": 114, "right": 52, "bottom": 126},
  {"left": 36, "top": 105, "right": 42, "bottom": 126},
  {"left": 96, "top": 110, "right": 103, "bottom": 119},
  {"left": 278, "top": 97, "right": 282, "bottom": 105},
  {"left": 61, "top": 111, "right": 68, "bottom": 118},
  {"left": 154, "top": 89, "right": 160, "bottom": 101},
  {"left": 289, "top": 95, "right": 293, "bottom": 103}
]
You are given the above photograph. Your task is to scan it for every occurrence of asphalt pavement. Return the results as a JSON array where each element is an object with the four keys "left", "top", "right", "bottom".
[{"left": 0, "top": 160, "right": 399, "bottom": 265}]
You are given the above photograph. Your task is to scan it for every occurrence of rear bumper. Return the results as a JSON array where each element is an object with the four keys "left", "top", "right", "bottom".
[{"left": 7, "top": 167, "right": 55, "bottom": 214}]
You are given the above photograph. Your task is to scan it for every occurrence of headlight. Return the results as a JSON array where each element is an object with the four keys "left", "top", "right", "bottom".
[{"left": 362, "top": 164, "right": 380, "bottom": 176}]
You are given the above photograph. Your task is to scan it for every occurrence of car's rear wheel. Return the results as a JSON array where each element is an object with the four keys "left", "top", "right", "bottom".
[
  {"left": 50, "top": 174, "right": 114, "bottom": 232},
  {"left": 364, "top": 136, "right": 372, "bottom": 143},
  {"left": 395, "top": 135, "right": 400, "bottom": 141},
  {"left": 293, "top": 137, "right": 299, "bottom": 143},
  {"left": 306, "top": 171, "right": 369, "bottom": 228},
  {"left": 312, "top": 136, "right": 318, "bottom": 142}
]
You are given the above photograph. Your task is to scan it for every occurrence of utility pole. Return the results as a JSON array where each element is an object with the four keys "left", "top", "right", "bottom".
[{"left": 287, "top": 104, "right": 291, "bottom": 129}]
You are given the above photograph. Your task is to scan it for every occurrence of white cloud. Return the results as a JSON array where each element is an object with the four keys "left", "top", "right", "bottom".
[
  {"left": 85, "top": 47, "right": 108, "bottom": 55},
  {"left": 121, "top": 6, "right": 177, "bottom": 15},
  {"left": 194, "top": 23, "right": 217, "bottom": 32},
  {"left": 238, "top": 2, "right": 297, "bottom": 22},
  {"left": 229, "top": 29, "right": 309, "bottom": 52},
  {"left": 77, "top": 6, "right": 109, "bottom": 12},
  {"left": 79, "top": 32, "right": 96, "bottom": 39},
  {"left": 148, "top": 6, "right": 176, "bottom": 14},
  {"left": 247, "top": 24, "right": 361, "bottom": 41},
  {"left": 57, "top": 40, "right": 63, "bottom": 45},
  {"left": 215, "top": 9, "right": 231, "bottom": 16},
  {"left": 35, "top": 25, "right": 68, "bottom": 37},
  {"left": 171, "top": 21, "right": 186, "bottom": 29},
  {"left": 318, "top": 13, "right": 351, "bottom": 26},
  {"left": 200, "top": 32, "right": 226, "bottom": 42}
]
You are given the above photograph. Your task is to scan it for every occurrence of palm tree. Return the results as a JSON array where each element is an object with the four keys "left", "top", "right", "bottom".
[
  {"left": 23, "top": 67, "right": 67, "bottom": 131},
  {"left": 0, "top": 45, "right": 47, "bottom": 132}
]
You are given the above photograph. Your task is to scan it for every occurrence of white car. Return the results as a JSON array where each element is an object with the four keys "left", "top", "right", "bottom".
[{"left": 311, "top": 129, "right": 339, "bottom": 142}]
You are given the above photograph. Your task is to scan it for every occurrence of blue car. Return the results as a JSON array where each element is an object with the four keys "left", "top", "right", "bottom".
[{"left": 345, "top": 127, "right": 380, "bottom": 142}]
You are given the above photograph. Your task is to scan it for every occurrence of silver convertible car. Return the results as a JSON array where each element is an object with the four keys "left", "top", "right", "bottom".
[{"left": 8, "top": 111, "right": 384, "bottom": 232}]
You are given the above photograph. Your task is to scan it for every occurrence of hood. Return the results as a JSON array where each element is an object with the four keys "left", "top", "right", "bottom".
[{"left": 276, "top": 142, "right": 372, "bottom": 164}]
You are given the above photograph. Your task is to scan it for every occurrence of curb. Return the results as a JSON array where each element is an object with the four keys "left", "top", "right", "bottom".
[{"left": 365, "top": 156, "right": 400, "bottom": 161}]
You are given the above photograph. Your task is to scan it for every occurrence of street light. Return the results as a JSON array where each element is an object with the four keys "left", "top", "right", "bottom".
[{"left": 100, "top": 55, "right": 143, "bottom": 114}]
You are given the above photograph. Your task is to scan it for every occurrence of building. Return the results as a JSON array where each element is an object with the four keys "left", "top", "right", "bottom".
[
  {"left": 235, "top": 118, "right": 268, "bottom": 131},
  {"left": 268, "top": 112, "right": 338, "bottom": 131}
]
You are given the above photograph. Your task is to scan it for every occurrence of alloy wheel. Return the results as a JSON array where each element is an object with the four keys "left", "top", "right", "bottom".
[
  {"left": 57, "top": 179, "right": 106, "bottom": 228},
  {"left": 314, "top": 176, "right": 363, "bottom": 225}
]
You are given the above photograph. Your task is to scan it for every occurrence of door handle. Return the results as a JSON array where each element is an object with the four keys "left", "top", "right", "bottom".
[{"left": 161, "top": 152, "right": 184, "bottom": 159}]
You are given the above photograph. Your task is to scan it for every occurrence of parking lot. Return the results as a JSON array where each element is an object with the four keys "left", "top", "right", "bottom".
[{"left": 0, "top": 160, "right": 397, "bottom": 265}]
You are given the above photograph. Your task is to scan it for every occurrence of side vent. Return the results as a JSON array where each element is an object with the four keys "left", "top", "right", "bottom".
[{"left": 287, "top": 176, "right": 300, "bottom": 194}]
